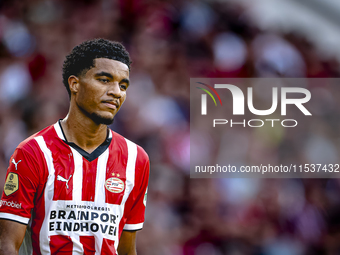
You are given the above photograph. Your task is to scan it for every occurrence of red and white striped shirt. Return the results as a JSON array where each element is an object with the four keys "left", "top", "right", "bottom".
[{"left": 0, "top": 121, "right": 149, "bottom": 255}]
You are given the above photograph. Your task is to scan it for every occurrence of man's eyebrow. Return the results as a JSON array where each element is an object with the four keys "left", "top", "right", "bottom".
[{"left": 95, "top": 72, "right": 113, "bottom": 79}]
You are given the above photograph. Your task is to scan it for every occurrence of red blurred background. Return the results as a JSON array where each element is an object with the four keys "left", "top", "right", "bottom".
[{"left": 1, "top": 0, "right": 340, "bottom": 254}]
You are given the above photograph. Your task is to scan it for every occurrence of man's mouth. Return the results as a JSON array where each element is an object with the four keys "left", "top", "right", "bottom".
[{"left": 102, "top": 101, "right": 119, "bottom": 110}]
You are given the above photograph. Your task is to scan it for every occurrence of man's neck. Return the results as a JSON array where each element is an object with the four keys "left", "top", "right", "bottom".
[{"left": 60, "top": 112, "right": 108, "bottom": 154}]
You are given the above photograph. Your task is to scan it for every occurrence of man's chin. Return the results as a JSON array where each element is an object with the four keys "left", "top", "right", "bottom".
[{"left": 90, "top": 113, "right": 114, "bottom": 125}]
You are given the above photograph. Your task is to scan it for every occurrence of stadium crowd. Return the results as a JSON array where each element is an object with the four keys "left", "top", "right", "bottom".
[{"left": 1, "top": 0, "right": 340, "bottom": 254}]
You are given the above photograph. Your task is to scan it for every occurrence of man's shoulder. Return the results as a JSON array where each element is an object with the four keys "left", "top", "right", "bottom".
[
  {"left": 110, "top": 130, "right": 149, "bottom": 162},
  {"left": 16, "top": 124, "right": 57, "bottom": 153}
]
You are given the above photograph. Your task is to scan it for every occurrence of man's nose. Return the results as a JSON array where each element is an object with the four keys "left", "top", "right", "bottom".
[{"left": 107, "top": 82, "right": 121, "bottom": 97}]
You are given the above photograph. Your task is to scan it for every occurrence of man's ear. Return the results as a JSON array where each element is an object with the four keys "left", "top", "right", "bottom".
[{"left": 68, "top": 75, "right": 80, "bottom": 94}]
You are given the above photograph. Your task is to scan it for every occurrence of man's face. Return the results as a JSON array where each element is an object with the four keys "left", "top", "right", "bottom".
[{"left": 75, "top": 58, "right": 129, "bottom": 125}]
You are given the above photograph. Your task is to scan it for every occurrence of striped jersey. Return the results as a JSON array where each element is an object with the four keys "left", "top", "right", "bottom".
[{"left": 0, "top": 121, "right": 150, "bottom": 254}]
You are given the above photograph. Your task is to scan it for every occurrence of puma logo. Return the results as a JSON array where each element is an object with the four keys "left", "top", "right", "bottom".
[
  {"left": 11, "top": 159, "right": 22, "bottom": 170},
  {"left": 57, "top": 175, "right": 72, "bottom": 189}
]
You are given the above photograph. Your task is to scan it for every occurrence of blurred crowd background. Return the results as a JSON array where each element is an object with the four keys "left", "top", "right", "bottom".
[{"left": 1, "top": 0, "right": 340, "bottom": 254}]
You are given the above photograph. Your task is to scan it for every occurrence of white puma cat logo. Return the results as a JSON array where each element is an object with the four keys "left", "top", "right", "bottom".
[
  {"left": 57, "top": 175, "right": 72, "bottom": 189},
  {"left": 11, "top": 159, "right": 22, "bottom": 170}
]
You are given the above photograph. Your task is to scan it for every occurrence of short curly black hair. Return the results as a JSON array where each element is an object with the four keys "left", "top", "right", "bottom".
[{"left": 62, "top": 38, "right": 132, "bottom": 97}]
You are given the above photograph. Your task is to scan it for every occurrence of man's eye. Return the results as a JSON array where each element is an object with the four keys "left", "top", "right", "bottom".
[
  {"left": 99, "top": 78, "right": 109, "bottom": 83},
  {"left": 120, "top": 84, "right": 127, "bottom": 90}
]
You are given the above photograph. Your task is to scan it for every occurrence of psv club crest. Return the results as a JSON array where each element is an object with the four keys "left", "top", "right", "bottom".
[{"left": 105, "top": 177, "right": 124, "bottom": 193}]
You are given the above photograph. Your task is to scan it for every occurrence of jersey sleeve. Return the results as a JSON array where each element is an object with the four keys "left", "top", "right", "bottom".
[
  {"left": 0, "top": 146, "right": 41, "bottom": 225},
  {"left": 123, "top": 147, "right": 150, "bottom": 231}
]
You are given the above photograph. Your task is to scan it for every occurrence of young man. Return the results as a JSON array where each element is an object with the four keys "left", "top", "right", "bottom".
[{"left": 0, "top": 39, "right": 149, "bottom": 255}]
